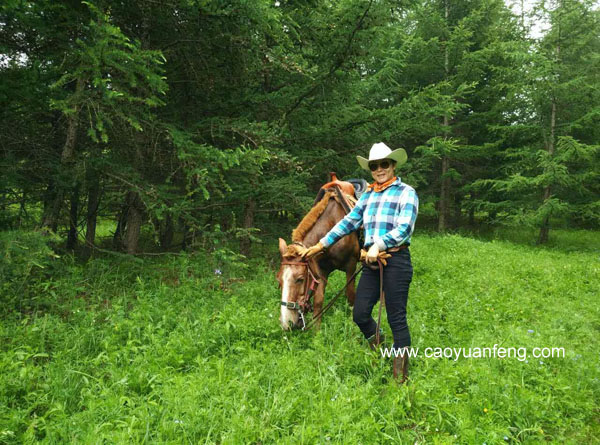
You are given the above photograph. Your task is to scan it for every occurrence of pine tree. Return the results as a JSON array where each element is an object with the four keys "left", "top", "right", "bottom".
[
  {"left": 471, "top": 0, "right": 600, "bottom": 242},
  {"left": 363, "top": 0, "right": 522, "bottom": 230}
]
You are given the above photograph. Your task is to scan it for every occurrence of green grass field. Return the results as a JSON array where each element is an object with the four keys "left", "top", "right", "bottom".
[{"left": 1, "top": 232, "right": 599, "bottom": 443}]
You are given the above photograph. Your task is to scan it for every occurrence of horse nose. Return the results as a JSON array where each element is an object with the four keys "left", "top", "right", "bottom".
[
  {"left": 280, "top": 319, "right": 293, "bottom": 330},
  {"left": 280, "top": 303, "right": 299, "bottom": 329},
  {"left": 280, "top": 311, "right": 300, "bottom": 330}
]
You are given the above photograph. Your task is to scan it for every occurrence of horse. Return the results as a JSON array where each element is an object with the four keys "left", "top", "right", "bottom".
[{"left": 277, "top": 173, "right": 366, "bottom": 330}]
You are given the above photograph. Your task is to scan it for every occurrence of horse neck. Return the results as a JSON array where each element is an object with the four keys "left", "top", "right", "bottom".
[{"left": 301, "top": 198, "right": 345, "bottom": 247}]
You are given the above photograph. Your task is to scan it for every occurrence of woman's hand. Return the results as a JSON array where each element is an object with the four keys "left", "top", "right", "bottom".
[
  {"left": 366, "top": 244, "right": 380, "bottom": 264},
  {"left": 302, "top": 242, "right": 324, "bottom": 259},
  {"left": 360, "top": 246, "right": 392, "bottom": 266}
]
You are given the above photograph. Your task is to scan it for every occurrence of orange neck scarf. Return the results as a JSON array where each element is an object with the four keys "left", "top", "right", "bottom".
[{"left": 368, "top": 176, "right": 397, "bottom": 193}]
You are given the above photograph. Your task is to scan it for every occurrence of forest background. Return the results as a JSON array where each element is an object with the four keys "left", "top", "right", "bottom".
[{"left": 1, "top": 0, "right": 598, "bottom": 254}]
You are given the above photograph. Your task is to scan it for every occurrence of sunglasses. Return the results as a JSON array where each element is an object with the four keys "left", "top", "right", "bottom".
[{"left": 368, "top": 160, "right": 392, "bottom": 171}]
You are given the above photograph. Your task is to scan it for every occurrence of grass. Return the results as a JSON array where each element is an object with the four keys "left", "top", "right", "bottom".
[
  {"left": 459, "top": 226, "right": 600, "bottom": 253},
  {"left": 0, "top": 232, "right": 599, "bottom": 443}
]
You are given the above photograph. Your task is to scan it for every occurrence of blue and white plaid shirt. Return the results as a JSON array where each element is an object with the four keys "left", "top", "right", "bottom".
[{"left": 320, "top": 177, "right": 418, "bottom": 250}]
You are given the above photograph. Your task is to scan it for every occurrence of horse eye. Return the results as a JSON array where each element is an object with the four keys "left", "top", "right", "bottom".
[{"left": 295, "top": 277, "right": 304, "bottom": 283}]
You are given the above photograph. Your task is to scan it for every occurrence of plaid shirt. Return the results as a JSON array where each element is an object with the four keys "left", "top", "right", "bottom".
[{"left": 320, "top": 177, "right": 418, "bottom": 250}]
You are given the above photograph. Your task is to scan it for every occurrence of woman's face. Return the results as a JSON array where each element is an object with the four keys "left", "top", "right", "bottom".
[{"left": 369, "top": 159, "right": 395, "bottom": 184}]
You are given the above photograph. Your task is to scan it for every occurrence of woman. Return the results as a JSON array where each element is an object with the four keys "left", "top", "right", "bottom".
[{"left": 303, "top": 142, "right": 418, "bottom": 383}]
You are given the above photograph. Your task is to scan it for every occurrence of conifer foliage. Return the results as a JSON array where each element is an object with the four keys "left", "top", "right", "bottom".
[{"left": 1, "top": 0, "right": 598, "bottom": 251}]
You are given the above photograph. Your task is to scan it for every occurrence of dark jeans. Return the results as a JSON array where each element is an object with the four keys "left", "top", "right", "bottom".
[{"left": 353, "top": 248, "right": 413, "bottom": 349}]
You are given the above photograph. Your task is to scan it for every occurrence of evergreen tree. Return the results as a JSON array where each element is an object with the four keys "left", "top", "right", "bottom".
[
  {"left": 471, "top": 0, "right": 600, "bottom": 242},
  {"left": 364, "top": 0, "right": 522, "bottom": 230}
]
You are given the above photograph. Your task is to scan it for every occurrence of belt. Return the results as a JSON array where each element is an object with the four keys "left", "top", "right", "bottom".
[{"left": 387, "top": 244, "right": 408, "bottom": 253}]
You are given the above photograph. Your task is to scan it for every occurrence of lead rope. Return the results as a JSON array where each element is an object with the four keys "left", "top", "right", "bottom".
[
  {"left": 375, "top": 258, "right": 384, "bottom": 346},
  {"left": 303, "top": 263, "right": 364, "bottom": 331}
]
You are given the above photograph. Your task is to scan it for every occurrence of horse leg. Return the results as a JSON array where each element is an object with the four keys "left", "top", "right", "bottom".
[
  {"left": 345, "top": 259, "right": 358, "bottom": 307},
  {"left": 312, "top": 278, "right": 327, "bottom": 330}
]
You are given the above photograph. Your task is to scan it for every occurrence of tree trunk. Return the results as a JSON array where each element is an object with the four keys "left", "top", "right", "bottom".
[
  {"left": 17, "top": 191, "right": 27, "bottom": 227},
  {"left": 124, "top": 191, "right": 143, "bottom": 254},
  {"left": 67, "top": 183, "right": 80, "bottom": 250},
  {"left": 538, "top": 204, "right": 550, "bottom": 244},
  {"left": 181, "top": 216, "right": 192, "bottom": 251},
  {"left": 438, "top": 0, "right": 451, "bottom": 232},
  {"left": 453, "top": 193, "right": 462, "bottom": 228},
  {"left": 538, "top": 35, "right": 559, "bottom": 245},
  {"left": 240, "top": 198, "right": 256, "bottom": 256},
  {"left": 160, "top": 213, "right": 174, "bottom": 249},
  {"left": 113, "top": 201, "right": 129, "bottom": 250},
  {"left": 85, "top": 171, "right": 100, "bottom": 253},
  {"left": 42, "top": 185, "right": 62, "bottom": 233},
  {"left": 439, "top": 156, "right": 450, "bottom": 231},
  {"left": 538, "top": 99, "right": 557, "bottom": 245},
  {"left": 42, "top": 180, "right": 55, "bottom": 228},
  {"left": 42, "top": 78, "right": 84, "bottom": 232}
]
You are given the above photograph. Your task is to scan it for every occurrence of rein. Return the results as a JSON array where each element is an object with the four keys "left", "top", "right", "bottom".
[
  {"left": 303, "top": 257, "right": 385, "bottom": 333},
  {"left": 301, "top": 262, "right": 364, "bottom": 331},
  {"left": 375, "top": 258, "right": 384, "bottom": 345}
]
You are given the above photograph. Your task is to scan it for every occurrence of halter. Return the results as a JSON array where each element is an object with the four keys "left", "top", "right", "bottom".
[{"left": 279, "top": 242, "right": 321, "bottom": 330}]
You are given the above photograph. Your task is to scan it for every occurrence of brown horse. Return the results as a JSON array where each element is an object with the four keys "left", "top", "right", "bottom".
[{"left": 277, "top": 177, "right": 362, "bottom": 330}]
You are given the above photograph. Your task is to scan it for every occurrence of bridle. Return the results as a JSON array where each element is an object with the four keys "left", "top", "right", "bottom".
[
  {"left": 279, "top": 250, "right": 386, "bottom": 335},
  {"left": 279, "top": 242, "right": 321, "bottom": 330}
]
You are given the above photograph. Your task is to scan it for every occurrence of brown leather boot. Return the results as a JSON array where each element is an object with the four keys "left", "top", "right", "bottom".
[{"left": 393, "top": 351, "right": 409, "bottom": 384}]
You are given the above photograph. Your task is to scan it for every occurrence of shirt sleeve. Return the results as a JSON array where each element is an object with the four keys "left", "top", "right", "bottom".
[
  {"left": 319, "top": 192, "right": 369, "bottom": 248},
  {"left": 374, "top": 188, "right": 418, "bottom": 250}
]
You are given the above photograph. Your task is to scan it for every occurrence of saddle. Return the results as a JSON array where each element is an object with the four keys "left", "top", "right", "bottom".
[
  {"left": 312, "top": 172, "right": 368, "bottom": 209},
  {"left": 346, "top": 178, "right": 369, "bottom": 200},
  {"left": 310, "top": 172, "right": 368, "bottom": 249}
]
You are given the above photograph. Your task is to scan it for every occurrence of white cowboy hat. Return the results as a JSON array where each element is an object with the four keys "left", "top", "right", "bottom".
[{"left": 356, "top": 142, "right": 407, "bottom": 171}]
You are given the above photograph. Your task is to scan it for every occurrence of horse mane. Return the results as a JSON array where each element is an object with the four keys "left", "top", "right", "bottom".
[{"left": 291, "top": 191, "right": 334, "bottom": 243}]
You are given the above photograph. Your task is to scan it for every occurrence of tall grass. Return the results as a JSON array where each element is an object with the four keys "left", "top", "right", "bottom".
[{"left": 0, "top": 232, "right": 598, "bottom": 443}]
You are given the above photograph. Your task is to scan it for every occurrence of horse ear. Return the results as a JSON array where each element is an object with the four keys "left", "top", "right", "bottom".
[{"left": 278, "top": 238, "right": 288, "bottom": 257}]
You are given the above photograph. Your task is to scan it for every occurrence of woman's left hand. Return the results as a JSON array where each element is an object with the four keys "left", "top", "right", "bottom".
[
  {"left": 366, "top": 244, "right": 380, "bottom": 264},
  {"left": 360, "top": 248, "right": 391, "bottom": 266}
]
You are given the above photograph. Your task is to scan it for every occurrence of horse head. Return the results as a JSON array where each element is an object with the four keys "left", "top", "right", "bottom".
[{"left": 276, "top": 238, "right": 313, "bottom": 330}]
